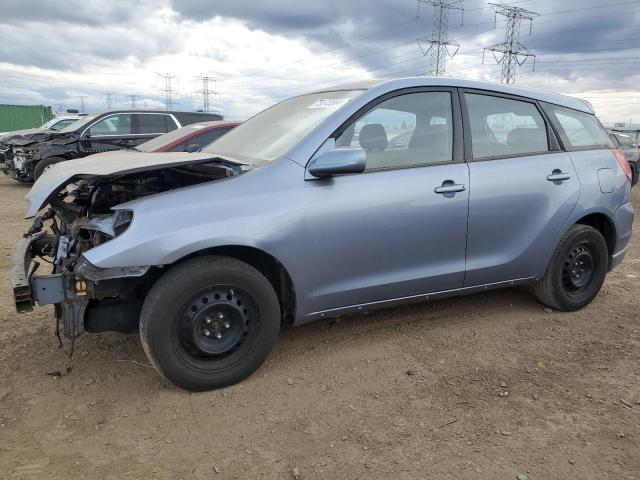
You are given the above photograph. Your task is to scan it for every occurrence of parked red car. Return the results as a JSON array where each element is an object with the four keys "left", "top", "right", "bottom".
[{"left": 135, "top": 120, "right": 240, "bottom": 153}]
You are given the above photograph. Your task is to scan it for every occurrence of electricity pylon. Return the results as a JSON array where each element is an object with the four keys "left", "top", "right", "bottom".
[
  {"left": 417, "top": 0, "right": 464, "bottom": 77},
  {"left": 483, "top": 3, "right": 539, "bottom": 85}
]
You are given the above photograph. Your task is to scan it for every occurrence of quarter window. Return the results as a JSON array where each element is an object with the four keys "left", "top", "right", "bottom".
[
  {"left": 545, "top": 105, "right": 613, "bottom": 150},
  {"left": 335, "top": 91, "right": 453, "bottom": 170},
  {"left": 465, "top": 94, "right": 549, "bottom": 159},
  {"left": 88, "top": 114, "right": 132, "bottom": 136}
]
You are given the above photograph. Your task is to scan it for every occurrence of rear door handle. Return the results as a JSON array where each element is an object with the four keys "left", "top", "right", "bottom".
[
  {"left": 547, "top": 170, "right": 571, "bottom": 182},
  {"left": 434, "top": 180, "right": 466, "bottom": 195}
]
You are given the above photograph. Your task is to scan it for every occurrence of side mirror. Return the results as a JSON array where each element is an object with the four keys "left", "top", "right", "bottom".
[
  {"left": 308, "top": 148, "right": 366, "bottom": 178},
  {"left": 184, "top": 144, "right": 201, "bottom": 153}
]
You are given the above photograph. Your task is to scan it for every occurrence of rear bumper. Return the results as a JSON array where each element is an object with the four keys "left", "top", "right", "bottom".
[{"left": 609, "top": 202, "right": 635, "bottom": 271}]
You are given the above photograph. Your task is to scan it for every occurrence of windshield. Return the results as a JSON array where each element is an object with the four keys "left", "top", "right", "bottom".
[
  {"left": 136, "top": 123, "right": 209, "bottom": 152},
  {"left": 49, "top": 119, "right": 78, "bottom": 131},
  {"left": 60, "top": 116, "right": 96, "bottom": 133},
  {"left": 40, "top": 118, "right": 60, "bottom": 129},
  {"left": 203, "top": 90, "right": 363, "bottom": 163}
]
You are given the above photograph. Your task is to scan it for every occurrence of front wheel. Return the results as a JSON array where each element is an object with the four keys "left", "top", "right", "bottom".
[
  {"left": 33, "top": 156, "right": 66, "bottom": 181},
  {"left": 532, "top": 224, "right": 608, "bottom": 311},
  {"left": 139, "top": 255, "right": 281, "bottom": 391}
]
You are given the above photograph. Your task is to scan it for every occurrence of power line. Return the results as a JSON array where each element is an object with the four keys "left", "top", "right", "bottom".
[
  {"left": 78, "top": 95, "right": 87, "bottom": 113},
  {"left": 194, "top": 76, "right": 218, "bottom": 112},
  {"left": 483, "top": 2, "right": 539, "bottom": 84},
  {"left": 417, "top": 0, "right": 464, "bottom": 76}
]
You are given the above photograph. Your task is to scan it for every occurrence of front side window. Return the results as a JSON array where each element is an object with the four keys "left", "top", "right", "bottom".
[
  {"left": 545, "top": 104, "right": 612, "bottom": 150},
  {"left": 334, "top": 91, "right": 453, "bottom": 170},
  {"left": 88, "top": 114, "right": 132, "bottom": 136},
  {"left": 465, "top": 93, "right": 549, "bottom": 159}
]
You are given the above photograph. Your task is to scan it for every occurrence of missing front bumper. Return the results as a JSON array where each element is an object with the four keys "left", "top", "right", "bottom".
[{"left": 11, "top": 236, "right": 36, "bottom": 312}]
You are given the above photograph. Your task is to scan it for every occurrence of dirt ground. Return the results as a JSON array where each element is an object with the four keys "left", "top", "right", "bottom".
[{"left": 0, "top": 174, "right": 638, "bottom": 480}]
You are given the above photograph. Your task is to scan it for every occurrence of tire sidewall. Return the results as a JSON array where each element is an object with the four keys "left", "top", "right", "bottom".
[
  {"left": 550, "top": 227, "right": 608, "bottom": 310},
  {"left": 141, "top": 258, "right": 280, "bottom": 391},
  {"left": 34, "top": 156, "right": 64, "bottom": 180}
]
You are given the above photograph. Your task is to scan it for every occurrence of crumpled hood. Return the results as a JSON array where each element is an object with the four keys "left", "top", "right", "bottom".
[
  {"left": 0, "top": 128, "right": 47, "bottom": 143},
  {"left": 8, "top": 131, "right": 63, "bottom": 147},
  {"left": 25, "top": 151, "right": 249, "bottom": 218}
]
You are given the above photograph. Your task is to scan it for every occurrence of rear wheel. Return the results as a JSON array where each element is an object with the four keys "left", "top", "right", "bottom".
[
  {"left": 139, "top": 255, "right": 281, "bottom": 391},
  {"left": 532, "top": 224, "right": 608, "bottom": 311},
  {"left": 33, "top": 156, "right": 66, "bottom": 181}
]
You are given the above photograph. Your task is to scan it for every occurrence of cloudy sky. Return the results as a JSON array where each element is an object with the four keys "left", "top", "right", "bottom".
[{"left": 1, "top": 0, "right": 639, "bottom": 123}]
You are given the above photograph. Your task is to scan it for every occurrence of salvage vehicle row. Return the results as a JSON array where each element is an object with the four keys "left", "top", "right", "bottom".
[{"left": 1, "top": 109, "right": 223, "bottom": 182}]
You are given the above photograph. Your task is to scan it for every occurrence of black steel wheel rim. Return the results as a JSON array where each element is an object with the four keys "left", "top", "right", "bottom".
[
  {"left": 562, "top": 243, "right": 596, "bottom": 295},
  {"left": 178, "top": 286, "right": 253, "bottom": 359}
]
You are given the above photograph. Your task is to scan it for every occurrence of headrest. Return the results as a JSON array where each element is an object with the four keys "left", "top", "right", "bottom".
[
  {"left": 359, "top": 123, "right": 388, "bottom": 151},
  {"left": 409, "top": 124, "right": 448, "bottom": 148},
  {"left": 506, "top": 127, "right": 547, "bottom": 152}
]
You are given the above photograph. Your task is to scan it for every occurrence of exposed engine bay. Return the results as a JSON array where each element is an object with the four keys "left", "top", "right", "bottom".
[{"left": 18, "top": 160, "right": 242, "bottom": 346}]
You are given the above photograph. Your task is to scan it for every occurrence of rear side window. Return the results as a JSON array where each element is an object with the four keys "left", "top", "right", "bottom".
[
  {"left": 465, "top": 93, "right": 549, "bottom": 159},
  {"left": 544, "top": 104, "right": 612, "bottom": 150},
  {"left": 136, "top": 114, "right": 176, "bottom": 134},
  {"left": 612, "top": 133, "right": 636, "bottom": 147}
]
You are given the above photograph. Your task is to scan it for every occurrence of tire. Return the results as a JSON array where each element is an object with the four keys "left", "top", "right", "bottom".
[
  {"left": 532, "top": 224, "right": 608, "bottom": 311},
  {"left": 139, "top": 255, "right": 281, "bottom": 391},
  {"left": 13, "top": 175, "right": 33, "bottom": 184},
  {"left": 33, "top": 156, "right": 66, "bottom": 181}
]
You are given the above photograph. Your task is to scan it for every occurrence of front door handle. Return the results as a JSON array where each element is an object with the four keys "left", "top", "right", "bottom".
[
  {"left": 434, "top": 180, "right": 466, "bottom": 196},
  {"left": 547, "top": 169, "right": 571, "bottom": 182}
]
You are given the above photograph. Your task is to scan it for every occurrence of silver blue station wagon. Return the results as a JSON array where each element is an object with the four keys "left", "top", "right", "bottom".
[{"left": 13, "top": 78, "right": 635, "bottom": 390}]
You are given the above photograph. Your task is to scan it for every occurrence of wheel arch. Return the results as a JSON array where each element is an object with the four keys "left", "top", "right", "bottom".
[
  {"left": 170, "top": 245, "right": 297, "bottom": 325},
  {"left": 574, "top": 212, "right": 616, "bottom": 258}
]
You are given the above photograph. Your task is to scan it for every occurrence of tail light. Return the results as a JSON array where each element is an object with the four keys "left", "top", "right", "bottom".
[{"left": 612, "top": 148, "right": 632, "bottom": 182}]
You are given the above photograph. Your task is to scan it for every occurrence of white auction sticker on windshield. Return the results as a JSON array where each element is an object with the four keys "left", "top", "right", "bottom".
[{"left": 307, "top": 98, "right": 351, "bottom": 109}]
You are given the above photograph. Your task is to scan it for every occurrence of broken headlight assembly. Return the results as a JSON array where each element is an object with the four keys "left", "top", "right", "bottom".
[
  {"left": 74, "top": 209, "right": 134, "bottom": 249},
  {"left": 112, "top": 209, "right": 133, "bottom": 236}
]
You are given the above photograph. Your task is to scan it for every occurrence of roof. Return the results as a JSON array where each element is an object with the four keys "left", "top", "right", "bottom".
[
  {"left": 87, "top": 109, "right": 224, "bottom": 116},
  {"left": 188, "top": 120, "right": 242, "bottom": 128},
  {"left": 311, "top": 77, "right": 595, "bottom": 114}
]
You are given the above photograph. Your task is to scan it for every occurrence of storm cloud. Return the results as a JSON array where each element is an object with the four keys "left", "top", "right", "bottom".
[{"left": 0, "top": 0, "right": 638, "bottom": 122}]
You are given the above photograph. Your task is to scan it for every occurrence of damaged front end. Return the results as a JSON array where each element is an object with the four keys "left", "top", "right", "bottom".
[{"left": 12, "top": 157, "right": 243, "bottom": 341}]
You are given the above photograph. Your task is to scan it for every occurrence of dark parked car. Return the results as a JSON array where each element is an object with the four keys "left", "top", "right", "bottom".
[
  {"left": 135, "top": 120, "right": 240, "bottom": 153},
  {"left": 3, "top": 110, "right": 223, "bottom": 181},
  {"left": 610, "top": 131, "right": 638, "bottom": 186},
  {"left": 0, "top": 115, "right": 84, "bottom": 182}
]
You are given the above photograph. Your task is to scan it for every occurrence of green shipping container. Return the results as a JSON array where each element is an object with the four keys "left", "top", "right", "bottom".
[{"left": 0, "top": 104, "right": 53, "bottom": 133}]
